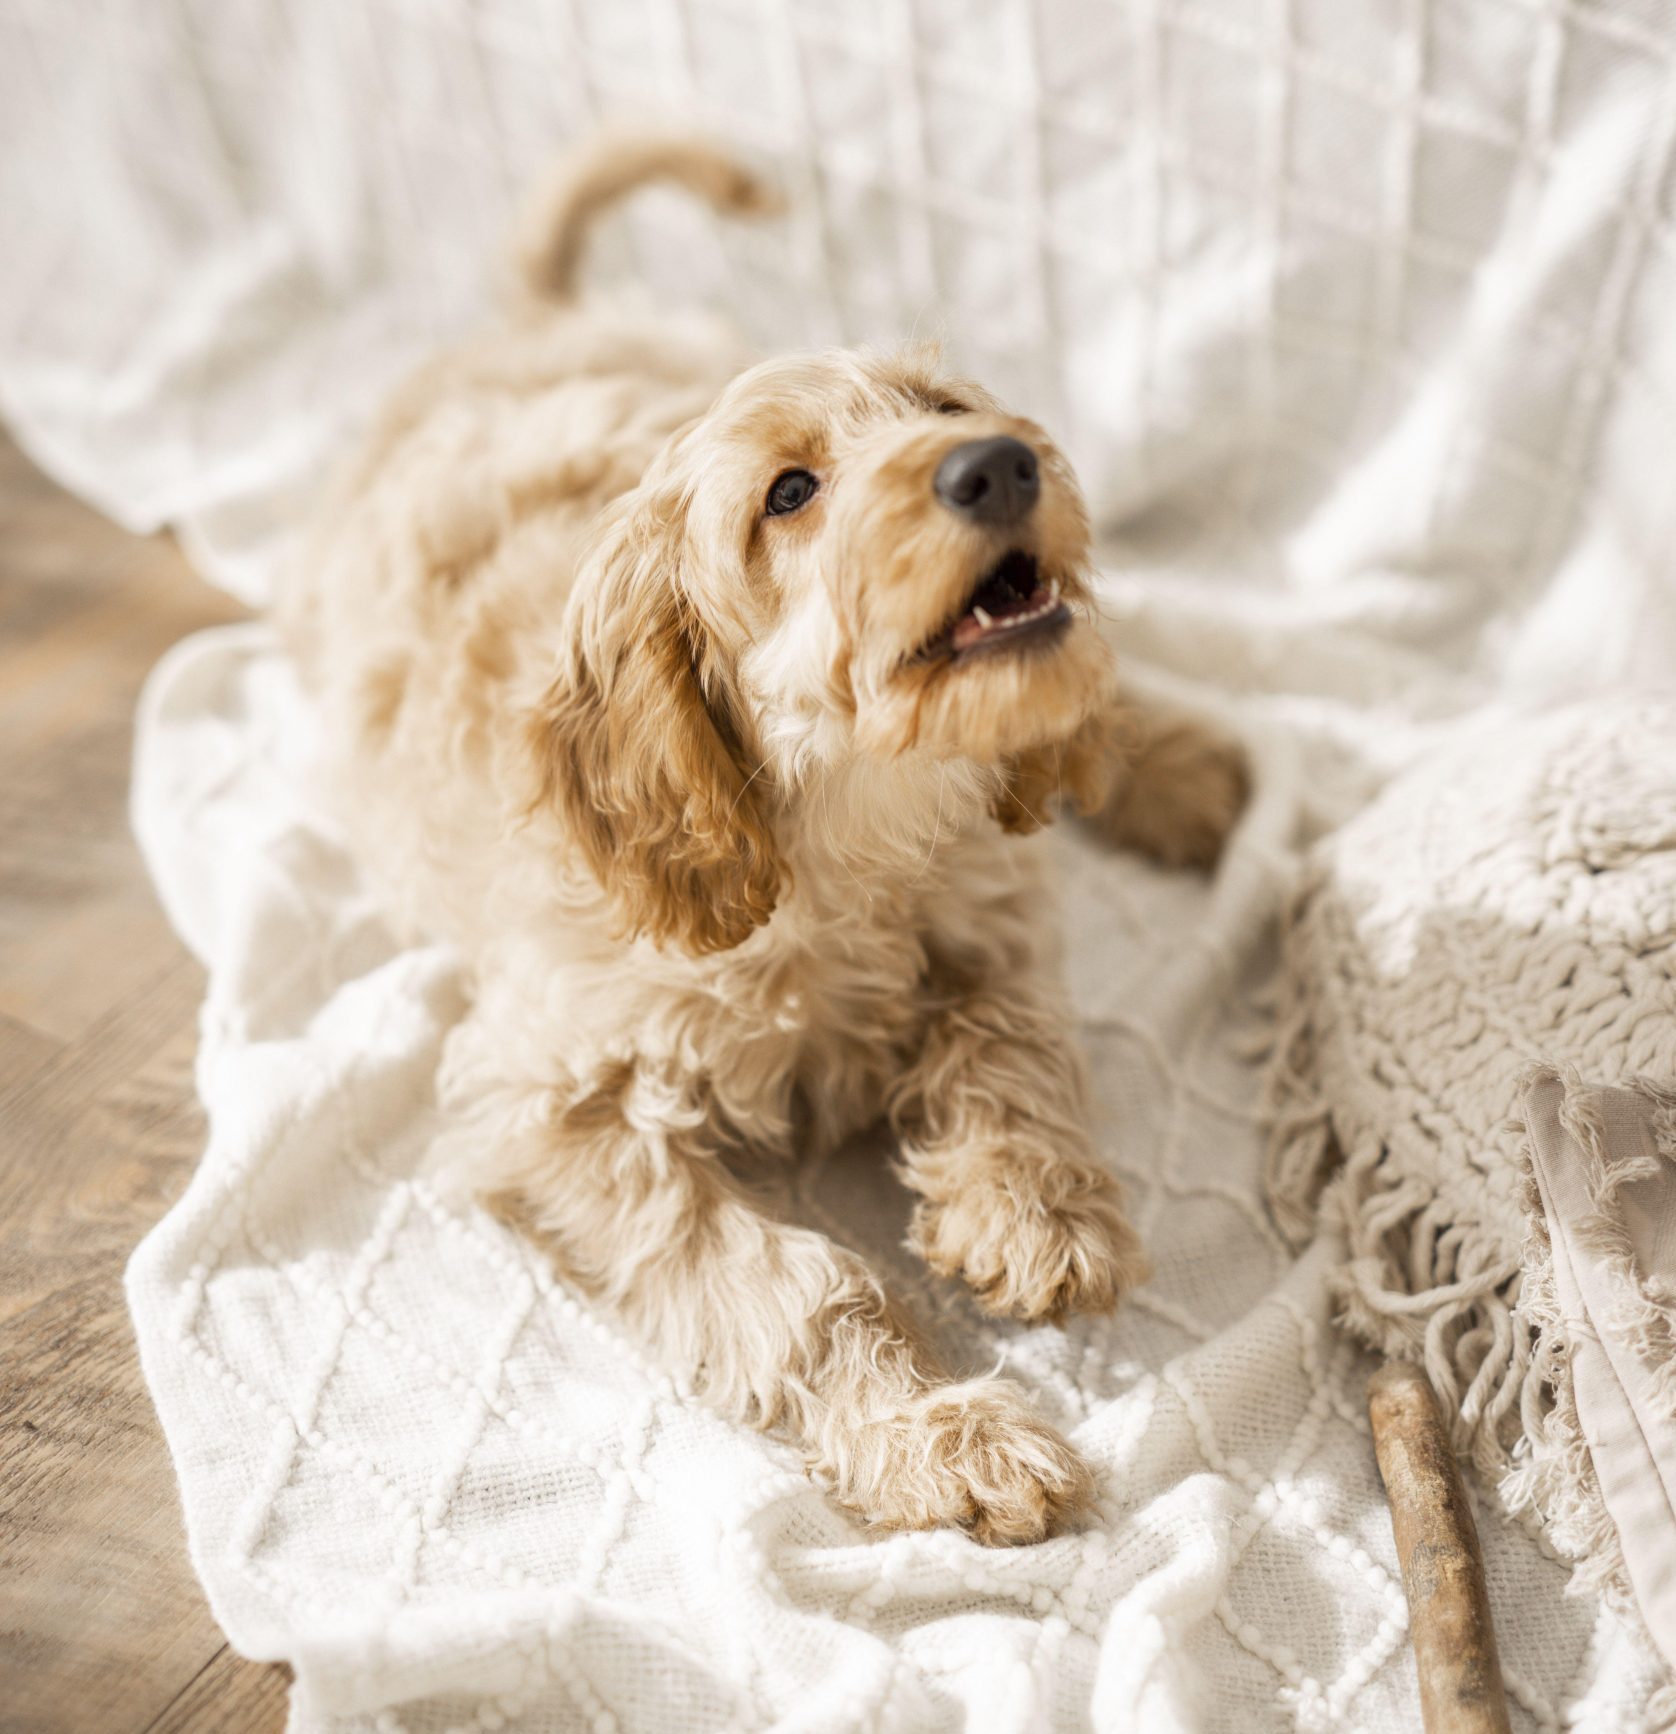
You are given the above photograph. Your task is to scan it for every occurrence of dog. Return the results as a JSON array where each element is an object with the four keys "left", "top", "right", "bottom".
[{"left": 280, "top": 135, "right": 1246, "bottom": 1546}]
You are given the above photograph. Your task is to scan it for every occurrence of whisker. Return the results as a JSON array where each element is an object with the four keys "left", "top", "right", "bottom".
[
  {"left": 725, "top": 755, "right": 773, "bottom": 826},
  {"left": 820, "top": 773, "right": 873, "bottom": 904},
  {"left": 908, "top": 766, "right": 947, "bottom": 886}
]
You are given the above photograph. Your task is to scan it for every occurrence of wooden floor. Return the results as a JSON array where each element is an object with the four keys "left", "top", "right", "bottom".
[{"left": 0, "top": 436, "right": 290, "bottom": 1732}]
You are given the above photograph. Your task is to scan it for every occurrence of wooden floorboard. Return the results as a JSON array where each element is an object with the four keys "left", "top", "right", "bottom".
[{"left": 0, "top": 435, "right": 289, "bottom": 1732}]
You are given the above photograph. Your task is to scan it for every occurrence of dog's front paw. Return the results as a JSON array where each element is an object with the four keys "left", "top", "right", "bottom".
[
  {"left": 1104, "top": 717, "right": 1249, "bottom": 870},
  {"left": 836, "top": 1379, "right": 1095, "bottom": 1545},
  {"left": 910, "top": 1170, "right": 1149, "bottom": 1322}
]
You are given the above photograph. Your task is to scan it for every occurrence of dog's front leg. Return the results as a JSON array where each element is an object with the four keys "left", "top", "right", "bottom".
[
  {"left": 890, "top": 982, "right": 1147, "bottom": 1322},
  {"left": 483, "top": 1062, "right": 1095, "bottom": 1544}
]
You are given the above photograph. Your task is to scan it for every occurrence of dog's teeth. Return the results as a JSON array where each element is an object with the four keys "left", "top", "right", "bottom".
[
  {"left": 1049, "top": 579, "right": 1060, "bottom": 599},
  {"left": 972, "top": 607, "right": 994, "bottom": 628}
]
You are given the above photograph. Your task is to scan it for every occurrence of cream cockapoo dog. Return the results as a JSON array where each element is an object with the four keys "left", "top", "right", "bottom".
[{"left": 281, "top": 136, "right": 1246, "bottom": 1546}]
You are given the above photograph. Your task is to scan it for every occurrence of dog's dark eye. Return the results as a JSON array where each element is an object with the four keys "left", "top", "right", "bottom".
[
  {"left": 765, "top": 469, "right": 820, "bottom": 516},
  {"left": 935, "top": 400, "right": 969, "bottom": 416}
]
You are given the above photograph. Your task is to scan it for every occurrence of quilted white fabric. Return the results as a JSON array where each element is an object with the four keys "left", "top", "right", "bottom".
[
  {"left": 6, "top": 1, "right": 1676, "bottom": 1729},
  {"left": 126, "top": 630, "right": 1669, "bottom": 1734}
]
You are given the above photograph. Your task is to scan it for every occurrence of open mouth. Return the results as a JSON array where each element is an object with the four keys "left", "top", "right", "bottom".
[{"left": 912, "top": 549, "right": 1072, "bottom": 667}]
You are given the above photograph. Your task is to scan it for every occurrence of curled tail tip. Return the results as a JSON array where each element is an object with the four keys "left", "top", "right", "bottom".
[
  {"left": 706, "top": 158, "right": 785, "bottom": 220},
  {"left": 513, "top": 132, "right": 782, "bottom": 305},
  {"left": 668, "top": 137, "right": 782, "bottom": 218}
]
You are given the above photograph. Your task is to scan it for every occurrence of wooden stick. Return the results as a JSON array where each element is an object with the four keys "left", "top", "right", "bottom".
[{"left": 1368, "top": 1361, "right": 1512, "bottom": 1734}]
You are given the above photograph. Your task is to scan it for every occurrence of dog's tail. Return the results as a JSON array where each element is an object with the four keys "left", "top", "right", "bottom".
[{"left": 513, "top": 132, "right": 781, "bottom": 305}]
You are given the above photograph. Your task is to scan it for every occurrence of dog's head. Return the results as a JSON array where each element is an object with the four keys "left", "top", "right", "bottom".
[{"left": 528, "top": 346, "right": 1115, "bottom": 954}]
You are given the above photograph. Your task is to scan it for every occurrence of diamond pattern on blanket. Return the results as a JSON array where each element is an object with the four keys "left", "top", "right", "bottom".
[{"left": 125, "top": 623, "right": 1667, "bottom": 1730}]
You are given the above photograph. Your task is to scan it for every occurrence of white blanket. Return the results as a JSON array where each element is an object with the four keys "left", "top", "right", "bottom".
[{"left": 7, "top": 2, "right": 1676, "bottom": 1728}]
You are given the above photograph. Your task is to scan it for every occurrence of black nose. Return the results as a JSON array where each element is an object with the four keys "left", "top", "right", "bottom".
[{"left": 934, "top": 436, "right": 1041, "bottom": 526}]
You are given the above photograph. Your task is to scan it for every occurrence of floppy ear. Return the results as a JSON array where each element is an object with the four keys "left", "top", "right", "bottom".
[
  {"left": 990, "top": 708, "right": 1120, "bottom": 835},
  {"left": 524, "top": 494, "right": 782, "bottom": 955}
]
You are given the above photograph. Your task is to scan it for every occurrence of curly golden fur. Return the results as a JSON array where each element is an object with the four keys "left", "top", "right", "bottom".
[{"left": 279, "top": 134, "right": 1247, "bottom": 1545}]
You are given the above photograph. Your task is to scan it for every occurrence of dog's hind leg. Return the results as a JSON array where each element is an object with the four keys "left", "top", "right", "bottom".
[
  {"left": 1095, "top": 707, "right": 1248, "bottom": 871},
  {"left": 477, "top": 1060, "right": 1095, "bottom": 1545},
  {"left": 988, "top": 700, "right": 1247, "bottom": 872}
]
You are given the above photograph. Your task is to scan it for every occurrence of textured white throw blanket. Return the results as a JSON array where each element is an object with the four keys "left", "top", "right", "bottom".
[
  {"left": 1265, "top": 698, "right": 1676, "bottom": 1686},
  {"left": 7, "top": 2, "right": 1676, "bottom": 1728}
]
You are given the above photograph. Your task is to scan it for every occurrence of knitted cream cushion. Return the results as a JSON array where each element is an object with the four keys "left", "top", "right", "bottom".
[{"left": 1266, "top": 697, "right": 1676, "bottom": 1500}]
